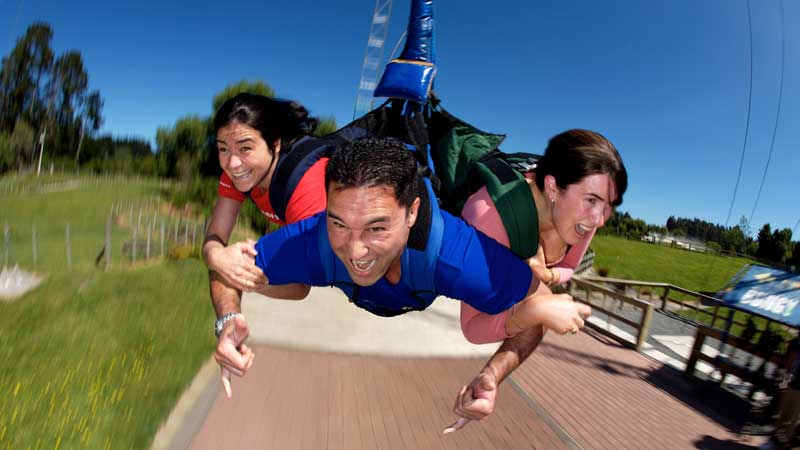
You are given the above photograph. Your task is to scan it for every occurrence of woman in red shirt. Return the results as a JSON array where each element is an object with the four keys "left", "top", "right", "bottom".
[{"left": 203, "top": 93, "right": 327, "bottom": 294}]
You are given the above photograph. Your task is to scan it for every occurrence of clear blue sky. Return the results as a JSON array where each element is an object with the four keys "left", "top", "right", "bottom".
[{"left": 2, "top": 0, "right": 798, "bottom": 236}]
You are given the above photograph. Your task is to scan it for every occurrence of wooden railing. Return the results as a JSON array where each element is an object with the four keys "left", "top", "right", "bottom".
[
  {"left": 578, "top": 276, "right": 748, "bottom": 331},
  {"left": 685, "top": 325, "right": 786, "bottom": 389},
  {"left": 568, "top": 276, "right": 654, "bottom": 351}
]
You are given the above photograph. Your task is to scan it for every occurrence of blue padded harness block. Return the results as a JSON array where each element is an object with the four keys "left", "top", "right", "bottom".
[{"left": 373, "top": 60, "right": 436, "bottom": 103}]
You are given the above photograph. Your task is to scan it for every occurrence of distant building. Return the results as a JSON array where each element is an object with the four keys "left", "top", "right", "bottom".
[{"left": 642, "top": 232, "right": 709, "bottom": 253}]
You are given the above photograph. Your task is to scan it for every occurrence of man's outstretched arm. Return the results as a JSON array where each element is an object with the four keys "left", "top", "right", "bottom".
[{"left": 444, "top": 325, "right": 544, "bottom": 433}]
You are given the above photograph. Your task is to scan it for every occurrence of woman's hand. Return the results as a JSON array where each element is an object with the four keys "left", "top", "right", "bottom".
[
  {"left": 527, "top": 245, "right": 559, "bottom": 286},
  {"left": 506, "top": 294, "right": 591, "bottom": 336},
  {"left": 207, "top": 239, "right": 267, "bottom": 292}
]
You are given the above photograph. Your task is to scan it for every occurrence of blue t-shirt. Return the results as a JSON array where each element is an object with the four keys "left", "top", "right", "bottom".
[{"left": 254, "top": 210, "right": 532, "bottom": 316}]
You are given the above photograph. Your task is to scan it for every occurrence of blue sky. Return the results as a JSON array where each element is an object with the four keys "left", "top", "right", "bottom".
[{"left": 2, "top": 0, "right": 798, "bottom": 235}]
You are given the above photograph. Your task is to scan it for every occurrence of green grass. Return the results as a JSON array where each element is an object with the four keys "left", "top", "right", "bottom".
[
  {"left": 0, "top": 176, "right": 168, "bottom": 272},
  {"left": 591, "top": 234, "right": 752, "bottom": 293},
  {"left": 0, "top": 174, "right": 217, "bottom": 449}
]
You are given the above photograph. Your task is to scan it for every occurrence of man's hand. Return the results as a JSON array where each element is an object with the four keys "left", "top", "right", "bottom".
[
  {"left": 443, "top": 369, "right": 499, "bottom": 434},
  {"left": 207, "top": 239, "right": 267, "bottom": 292},
  {"left": 214, "top": 314, "right": 255, "bottom": 398}
]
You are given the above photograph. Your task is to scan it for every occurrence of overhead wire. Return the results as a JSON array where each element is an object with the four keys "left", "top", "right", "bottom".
[
  {"left": 723, "top": 0, "right": 754, "bottom": 229},
  {"left": 747, "top": 0, "right": 785, "bottom": 227}
]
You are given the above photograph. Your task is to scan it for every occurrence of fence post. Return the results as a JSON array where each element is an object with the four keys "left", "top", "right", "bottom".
[
  {"left": 146, "top": 221, "right": 152, "bottom": 260},
  {"left": 105, "top": 213, "right": 112, "bottom": 271},
  {"left": 132, "top": 222, "right": 138, "bottom": 264},
  {"left": 184, "top": 221, "right": 189, "bottom": 245},
  {"left": 66, "top": 223, "right": 71, "bottom": 270},
  {"left": 636, "top": 303, "right": 654, "bottom": 352},
  {"left": 160, "top": 219, "right": 165, "bottom": 257},
  {"left": 192, "top": 223, "right": 197, "bottom": 249},
  {"left": 3, "top": 223, "right": 8, "bottom": 267},
  {"left": 660, "top": 286, "right": 671, "bottom": 310},
  {"left": 174, "top": 218, "right": 179, "bottom": 243}
]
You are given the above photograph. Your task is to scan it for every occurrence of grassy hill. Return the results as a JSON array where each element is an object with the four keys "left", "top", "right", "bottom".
[
  {"left": 591, "top": 234, "right": 752, "bottom": 293},
  {"left": 0, "top": 175, "right": 219, "bottom": 449}
]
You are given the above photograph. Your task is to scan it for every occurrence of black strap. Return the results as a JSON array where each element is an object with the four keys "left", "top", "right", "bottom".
[{"left": 269, "top": 136, "right": 344, "bottom": 221}]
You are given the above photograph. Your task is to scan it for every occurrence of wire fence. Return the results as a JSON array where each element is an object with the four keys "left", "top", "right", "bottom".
[{"left": 1, "top": 201, "right": 212, "bottom": 274}]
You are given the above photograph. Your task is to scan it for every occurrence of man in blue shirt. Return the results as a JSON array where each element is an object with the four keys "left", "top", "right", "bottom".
[{"left": 213, "top": 137, "right": 589, "bottom": 429}]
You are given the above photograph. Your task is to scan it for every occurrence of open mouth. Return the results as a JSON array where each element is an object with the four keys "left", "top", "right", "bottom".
[
  {"left": 231, "top": 169, "right": 252, "bottom": 181},
  {"left": 575, "top": 223, "right": 593, "bottom": 238},
  {"left": 350, "top": 259, "right": 376, "bottom": 274}
]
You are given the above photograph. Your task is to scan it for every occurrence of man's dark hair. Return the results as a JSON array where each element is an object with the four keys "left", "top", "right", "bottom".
[{"left": 325, "top": 137, "right": 421, "bottom": 209}]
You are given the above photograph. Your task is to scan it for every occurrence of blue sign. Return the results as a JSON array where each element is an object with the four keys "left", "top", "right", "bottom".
[{"left": 720, "top": 265, "right": 800, "bottom": 326}]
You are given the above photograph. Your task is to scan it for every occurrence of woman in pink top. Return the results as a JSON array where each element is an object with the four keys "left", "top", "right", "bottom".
[
  {"left": 445, "top": 129, "right": 628, "bottom": 433},
  {"left": 459, "top": 129, "right": 628, "bottom": 344}
]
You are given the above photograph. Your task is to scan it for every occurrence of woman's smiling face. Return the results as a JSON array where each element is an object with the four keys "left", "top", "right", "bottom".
[{"left": 216, "top": 121, "right": 275, "bottom": 192}]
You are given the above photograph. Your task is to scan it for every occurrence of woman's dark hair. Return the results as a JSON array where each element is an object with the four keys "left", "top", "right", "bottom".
[
  {"left": 326, "top": 137, "right": 421, "bottom": 209},
  {"left": 534, "top": 129, "right": 628, "bottom": 206},
  {"left": 213, "top": 93, "right": 318, "bottom": 154}
]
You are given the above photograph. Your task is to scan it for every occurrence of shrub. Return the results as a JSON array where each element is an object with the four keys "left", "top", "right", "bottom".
[{"left": 168, "top": 244, "right": 197, "bottom": 260}]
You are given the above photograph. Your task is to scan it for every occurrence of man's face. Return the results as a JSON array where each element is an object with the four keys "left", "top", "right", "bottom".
[{"left": 326, "top": 183, "right": 419, "bottom": 286}]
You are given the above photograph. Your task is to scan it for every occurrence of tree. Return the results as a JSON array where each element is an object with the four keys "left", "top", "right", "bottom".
[
  {"left": 0, "top": 23, "right": 103, "bottom": 172},
  {"left": 720, "top": 226, "right": 747, "bottom": 254},
  {"left": 0, "top": 23, "right": 54, "bottom": 131},
  {"left": 156, "top": 116, "right": 208, "bottom": 179},
  {"left": 75, "top": 90, "right": 103, "bottom": 165},
  {"left": 756, "top": 224, "right": 792, "bottom": 263},
  {"left": 787, "top": 242, "right": 800, "bottom": 268},
  {"left": 211, "top": 80, "right": 275, "bottom": 113},
  {"left": 10, "top": 119, "right": 35, "bottom": 165},
  {"left": 315, "top": 116, "right": 338, "bottom": 137},
  {"left": 756, "top": 224, "right": 774, "bottom": 260}
]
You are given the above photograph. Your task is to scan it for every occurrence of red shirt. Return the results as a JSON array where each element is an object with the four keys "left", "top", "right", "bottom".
[{"left": 217, "top": 157, "right": 329, "bottom": 227}]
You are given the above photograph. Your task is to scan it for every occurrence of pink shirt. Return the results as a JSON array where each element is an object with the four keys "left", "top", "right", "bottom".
[{"left": 459, "top": 184, "right": 595, "bottom": 344}]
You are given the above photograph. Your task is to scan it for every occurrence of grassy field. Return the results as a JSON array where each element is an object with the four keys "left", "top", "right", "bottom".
[
  {"left": 590, "top": 234, "right": 798, "bottom": 340},
  {"left": 0, "top": 175, "right": 218, "bottom": 449},
  {"left": 591, "top": 234, "right": 752, "bottom": 293}
]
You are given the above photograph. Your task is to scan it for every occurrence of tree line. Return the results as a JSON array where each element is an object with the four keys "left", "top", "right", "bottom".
[{"left": 603, "top": 211, "right": 800, "bottom": 268}]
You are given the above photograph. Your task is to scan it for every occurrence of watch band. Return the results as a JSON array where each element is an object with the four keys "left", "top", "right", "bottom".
[{"left": 214, "top": 312, "right": 240, "bottom": 338}]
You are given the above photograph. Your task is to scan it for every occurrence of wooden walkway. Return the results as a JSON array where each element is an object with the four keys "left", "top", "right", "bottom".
[{"left": 188, "top": 330, "right": 766, "bottom": 450}]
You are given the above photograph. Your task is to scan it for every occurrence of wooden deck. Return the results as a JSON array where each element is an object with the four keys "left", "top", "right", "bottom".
[{"left": 188, "top": 330, "right": 766, "bottom": 450}]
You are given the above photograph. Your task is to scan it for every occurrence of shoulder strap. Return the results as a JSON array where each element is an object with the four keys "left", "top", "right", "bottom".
[
  {"left": 475, "top": 153, "right": 539, "bottom": 259},
  {"left": 404, "top": 176, "right": 444, "bottom": 299},
  {"left": 269, "top": 135, "right": 345, "bottom": 221}
]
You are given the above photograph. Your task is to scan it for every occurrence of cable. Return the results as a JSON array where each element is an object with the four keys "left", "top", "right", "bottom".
[
  {"left": 723, "top": 0, "right": 754, "bottom": 229},
  {"left": 748, "top": 0, "right": 785, "bottom": 227}
]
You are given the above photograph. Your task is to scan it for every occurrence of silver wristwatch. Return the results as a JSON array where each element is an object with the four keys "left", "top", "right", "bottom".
[{"left": 214, "top": 312, "right": 240, "bottom": 338}]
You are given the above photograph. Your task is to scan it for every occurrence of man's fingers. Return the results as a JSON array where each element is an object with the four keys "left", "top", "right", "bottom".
[
  {"left": 443, "top": 418, "right": 470, "bottom": 434},
  {"left": 479, "top": 374, "right": 496, "bottom": 392},
  {"left": 221, "top": 368, "right": 232, "bottom": 398},
  {"left": 577, "top": 303, "right": 592, "bottom": 317}
]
